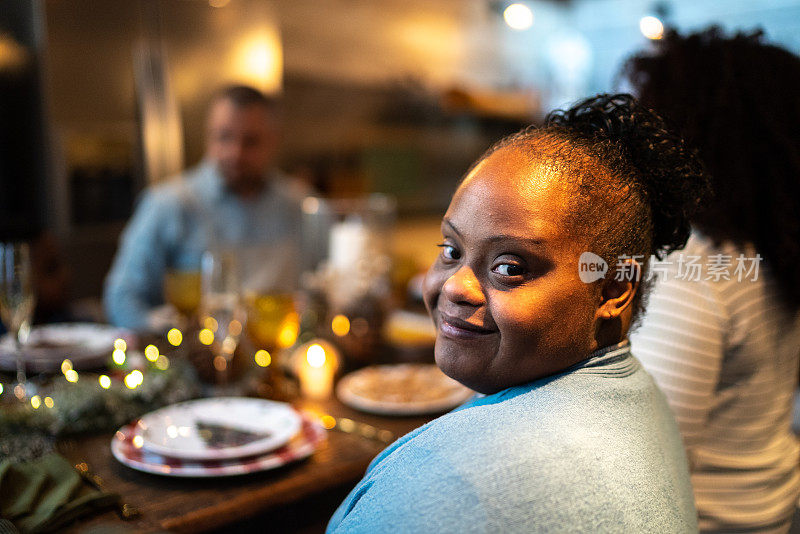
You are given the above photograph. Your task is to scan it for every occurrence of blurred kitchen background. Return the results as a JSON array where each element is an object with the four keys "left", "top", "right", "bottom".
[{"left": 2, "top": 0, "right": 799, "bottom": 305}]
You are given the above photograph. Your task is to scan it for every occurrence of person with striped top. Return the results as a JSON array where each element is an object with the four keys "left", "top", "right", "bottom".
[{"left": 625, "top": 28, "right": 800, "bottom": 532}]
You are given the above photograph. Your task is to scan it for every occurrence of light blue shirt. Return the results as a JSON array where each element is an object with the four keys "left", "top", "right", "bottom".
[
  {"left": 103, "top": 161, "right": 302, "bottom": 330},
  {"left": 327, "top": 342, "right": 698, "bottom": 533}
]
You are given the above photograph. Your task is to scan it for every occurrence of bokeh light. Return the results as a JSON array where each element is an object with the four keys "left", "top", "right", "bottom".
[
  {"left": 199, "top": 328, "right": 215, "bottom": 345},
  {"left": 167, "top": 328, "right": 183, "bottom": 347},
  {"left": 99, "top": 374, "right": 112, "bottom": 389},
  {"left": 144, "top": 344, "right": 159, "bottom": 362},
  {"left": 321, "top": 415, "right": 336, "bottom": 429},
  {"left": 65, "top": 369, "right": 79, "bottom": 383},
  {"left": 112, "top": 349, "right": 126, "bottom": 366},
  {"left": 114, "top": 338, "right": 127, "bottom": 352},
  {"left": 255, "top": 349, "right": 271, "bottom": 367},
  {"left": 331, "top": 314, "right": 350, "bottom": 337},
  {"left": 155, "top": 355, "right": 170, "bottom": 371},
  {"left": 307, "top": 344, "right": 326, "bottom": 368},
  {"left": 503, "top": 3, "right": 534, "bottom": 31},
  {"left": 639, "top": 16, "right": 664, "bottom": 40}
]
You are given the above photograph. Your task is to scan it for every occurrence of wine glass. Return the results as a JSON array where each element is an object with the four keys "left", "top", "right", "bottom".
[
  {"left": 0, "top": 243, "right": 36, "bottom": 401},
  {"left": 200, "top": 249, "right": 246, "bottom": 395}
]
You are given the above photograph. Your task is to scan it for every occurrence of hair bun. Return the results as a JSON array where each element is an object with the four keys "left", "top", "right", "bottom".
[
  {"left": 546, "top": 93, "right": 639, "bottom": 140},
  {"left": 546, "top": 93, "right": 711, "bottom": 258}
]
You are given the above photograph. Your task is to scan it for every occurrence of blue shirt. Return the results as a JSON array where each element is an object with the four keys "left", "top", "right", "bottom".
[
  {"left": 103, "top": 161, "right": 302, "bottom": 330},
  {"left": 327, "top": 342, "right": 698, "bottom": 533}
]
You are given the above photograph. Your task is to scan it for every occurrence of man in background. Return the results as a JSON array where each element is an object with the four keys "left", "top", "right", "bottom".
[{"left": 104, "top": 85, "right": 304, "bottom": 330}]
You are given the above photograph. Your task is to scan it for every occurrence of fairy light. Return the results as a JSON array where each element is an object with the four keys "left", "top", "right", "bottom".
[
  {"left": 198, "top": 328, "right": 214, "bottom": 345},
  {"left": 228, "top": 320, "right": 242, "bottom": 337},
  {"left": 99, "top": 375, "right": 112, "bottom": 389},
  {"left": 65, "top": 369, "right": 79, "bottom": 383},
  {"left": 112, "top": 349, "right": 126, "bottom": 366},
  {"left": 321, "top": 415, "right": 336, "bottom": 429},
  {"left": 277, "top": 319, "right": 299, "bottom": 348},
  {"left": 254, "top": 349, "right": 271, "bottom": 367},
  {"left": 144, "top": 344, "right": 159, "bottom": 362},
  {"left": 30, "top": 395, "right": 41, "bottom": 409},
  {"left": 61, "top": 359, "right": 73, "bottom": 374},
  {"left": 114, "top": 338, "right": 127, "bottom": 352},
  {"left": 167, "top": 328, "right": 183, "bottom": 346},
  {"left": 204, "top": 317, "right": 218, "bottom": 332},
  {"left": 44, "top": 396, "right": 54, "bottom": 409},
  {"left": 155, "top": 355, "right": 170, "bottom": 370},
  {"left": 124, "top": 370, "right": 144, "bottom": 389},
  {"left": 331, "top": 314, "right": 350, "bottom": 337}
]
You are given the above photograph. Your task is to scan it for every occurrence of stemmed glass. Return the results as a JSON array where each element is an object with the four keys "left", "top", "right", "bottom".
[
  {"left": 0, "top": 243, "right": 36, "bottom": 401},
  {"left": 200, "top": 249, "right": 246, "bottom": 395}
]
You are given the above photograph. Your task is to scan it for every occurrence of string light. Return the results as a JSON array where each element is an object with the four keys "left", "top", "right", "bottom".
[
  {"left": 320, "top": 415, "right": 336, "bottom": 429},
  {"left": 30, "top": 395, "right": 41, "bottom": 409},
  {"left": 65, "top": 370, "right": 79, "bottom": 383},
  {"left": 99, "top": 375, "right": 112, "bottom": 389},
  {"left": 155, "top": 355, "right": 170, "bottom": 371},
  {"left": 114, "top": 338, "right": 127, "bottom": 352},
  {"left": 112, "top": 349, "right": 126, "bottom": 366},
  {"left": 44, "top": 396, "right": 54, "bottom": 409},
  {"left": 255, "top": 349, "right": 271, "bottom": 367},
  {"left": 61, "top": 359, "right": 73, "bottom": 374},
  {"left": 331, "top": 314, "right": 350, "bottom": 337},
  {"left": 167, "top": 328, "right": 183, "bottom": 347},
  {"left": 144, "top": 344, "right": 159, "bottom": 362},
  {"left": 198, "top": 328, "right": 215, "bottom": 345}
]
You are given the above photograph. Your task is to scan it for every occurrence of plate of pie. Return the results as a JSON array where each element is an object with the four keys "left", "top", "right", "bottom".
[
  {"left": 133, "top": 397, "right": 303, "bottom": 461},
  {"left": 336, "top": 364, "right": 474, "bottom": 416}
]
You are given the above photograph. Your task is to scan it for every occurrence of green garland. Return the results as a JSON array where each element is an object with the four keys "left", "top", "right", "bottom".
[{"left": 0, "top": 360, "right": 201, "bottom": 462}]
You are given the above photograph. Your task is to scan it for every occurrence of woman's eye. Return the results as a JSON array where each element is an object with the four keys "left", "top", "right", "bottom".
[
  {"left": 437, "top": 244, "right": 460, "bottom": 260},
  {"left": 493, "top": 263, "right": 526, "bottom": 277}
]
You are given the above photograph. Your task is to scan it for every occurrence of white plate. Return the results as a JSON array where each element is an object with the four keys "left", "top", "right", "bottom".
[
  {"left": 135, "top": 397, "right": 303, "bottom": 461},
  {"left": 0, "top": 323, "right": 123, "bottom": 372},
  {"left": 336, "top": 364, "right": 475, "bottom": 416},
  {"left": 112, "top": 411, "right": 325, "bottom": 477}
]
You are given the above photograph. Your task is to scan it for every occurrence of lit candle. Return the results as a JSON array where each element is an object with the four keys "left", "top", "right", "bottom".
[{"left": 294, "top": 340, "right": 340, "bottom": 400}]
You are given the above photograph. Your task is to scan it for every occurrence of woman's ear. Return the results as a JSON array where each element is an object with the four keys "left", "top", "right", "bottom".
[{"left": 595, "top": 257, "right": 640, "bottom": 321}]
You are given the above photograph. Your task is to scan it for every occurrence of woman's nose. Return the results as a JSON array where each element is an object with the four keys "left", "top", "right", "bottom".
[{"left": 441, "top": 266, "right": 485, "bottom": 306}]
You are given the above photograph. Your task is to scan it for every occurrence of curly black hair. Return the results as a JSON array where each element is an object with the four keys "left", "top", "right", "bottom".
[
  {"left": 478, "top": 93, "right": 710, "bottom": 323},
  {"left": 623, "top": 27, "right": 800, "bottom": 312}
]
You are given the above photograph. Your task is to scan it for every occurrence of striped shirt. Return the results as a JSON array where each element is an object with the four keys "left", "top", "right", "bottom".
[{"left": 631, "top": 232, "right": 800, "bottom": 533}]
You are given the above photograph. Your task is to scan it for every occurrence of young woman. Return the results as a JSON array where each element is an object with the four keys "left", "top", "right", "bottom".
[
  {"left": 625, "top": 28, "right": 800, "bottom": 532},
  {"left": 327, "top": 94, "right": 709, "bottom": 532}
]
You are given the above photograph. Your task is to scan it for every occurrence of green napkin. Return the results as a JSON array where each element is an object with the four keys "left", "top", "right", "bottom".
[{"left": 0, "top": 453, "right": 119, "bottom": 533}]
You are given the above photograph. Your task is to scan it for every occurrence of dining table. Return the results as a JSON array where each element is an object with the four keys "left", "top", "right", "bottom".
[{"left": 53, "top": 395, "right": 434, "bottom": 534}]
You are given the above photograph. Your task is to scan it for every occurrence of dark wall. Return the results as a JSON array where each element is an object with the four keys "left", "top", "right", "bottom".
[{"left": 0, "top": 0, "right": 49, "bottom": 241}]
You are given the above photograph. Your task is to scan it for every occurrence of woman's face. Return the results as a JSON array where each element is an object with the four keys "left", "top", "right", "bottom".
[{"left": 423, "top": 146, "right": 601, "bottom": 394}]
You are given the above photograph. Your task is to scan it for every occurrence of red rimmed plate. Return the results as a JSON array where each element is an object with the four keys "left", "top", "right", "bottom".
[{"left": 111, "top": 411, "right": 326, "bottom": 477}]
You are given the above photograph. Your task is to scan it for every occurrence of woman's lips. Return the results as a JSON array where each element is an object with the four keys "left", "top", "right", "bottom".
[{"left": 437, "top": 312, "right": 494, "bottom": 340}]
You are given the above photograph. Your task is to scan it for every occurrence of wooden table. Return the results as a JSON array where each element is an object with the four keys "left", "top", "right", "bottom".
[{"left": 56, "top": 397, "right": 433, "bottom": 533}]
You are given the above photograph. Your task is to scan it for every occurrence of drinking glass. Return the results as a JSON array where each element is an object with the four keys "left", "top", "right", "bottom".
[
  {"left": 164, "top": 268, "right": 202, "bottom": 326},
  {"left": 0, "top": 243, "right": 36, "bottom": 401},
  {"left": 200, "top": 250, "right": 246, "bottom": 393}
]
